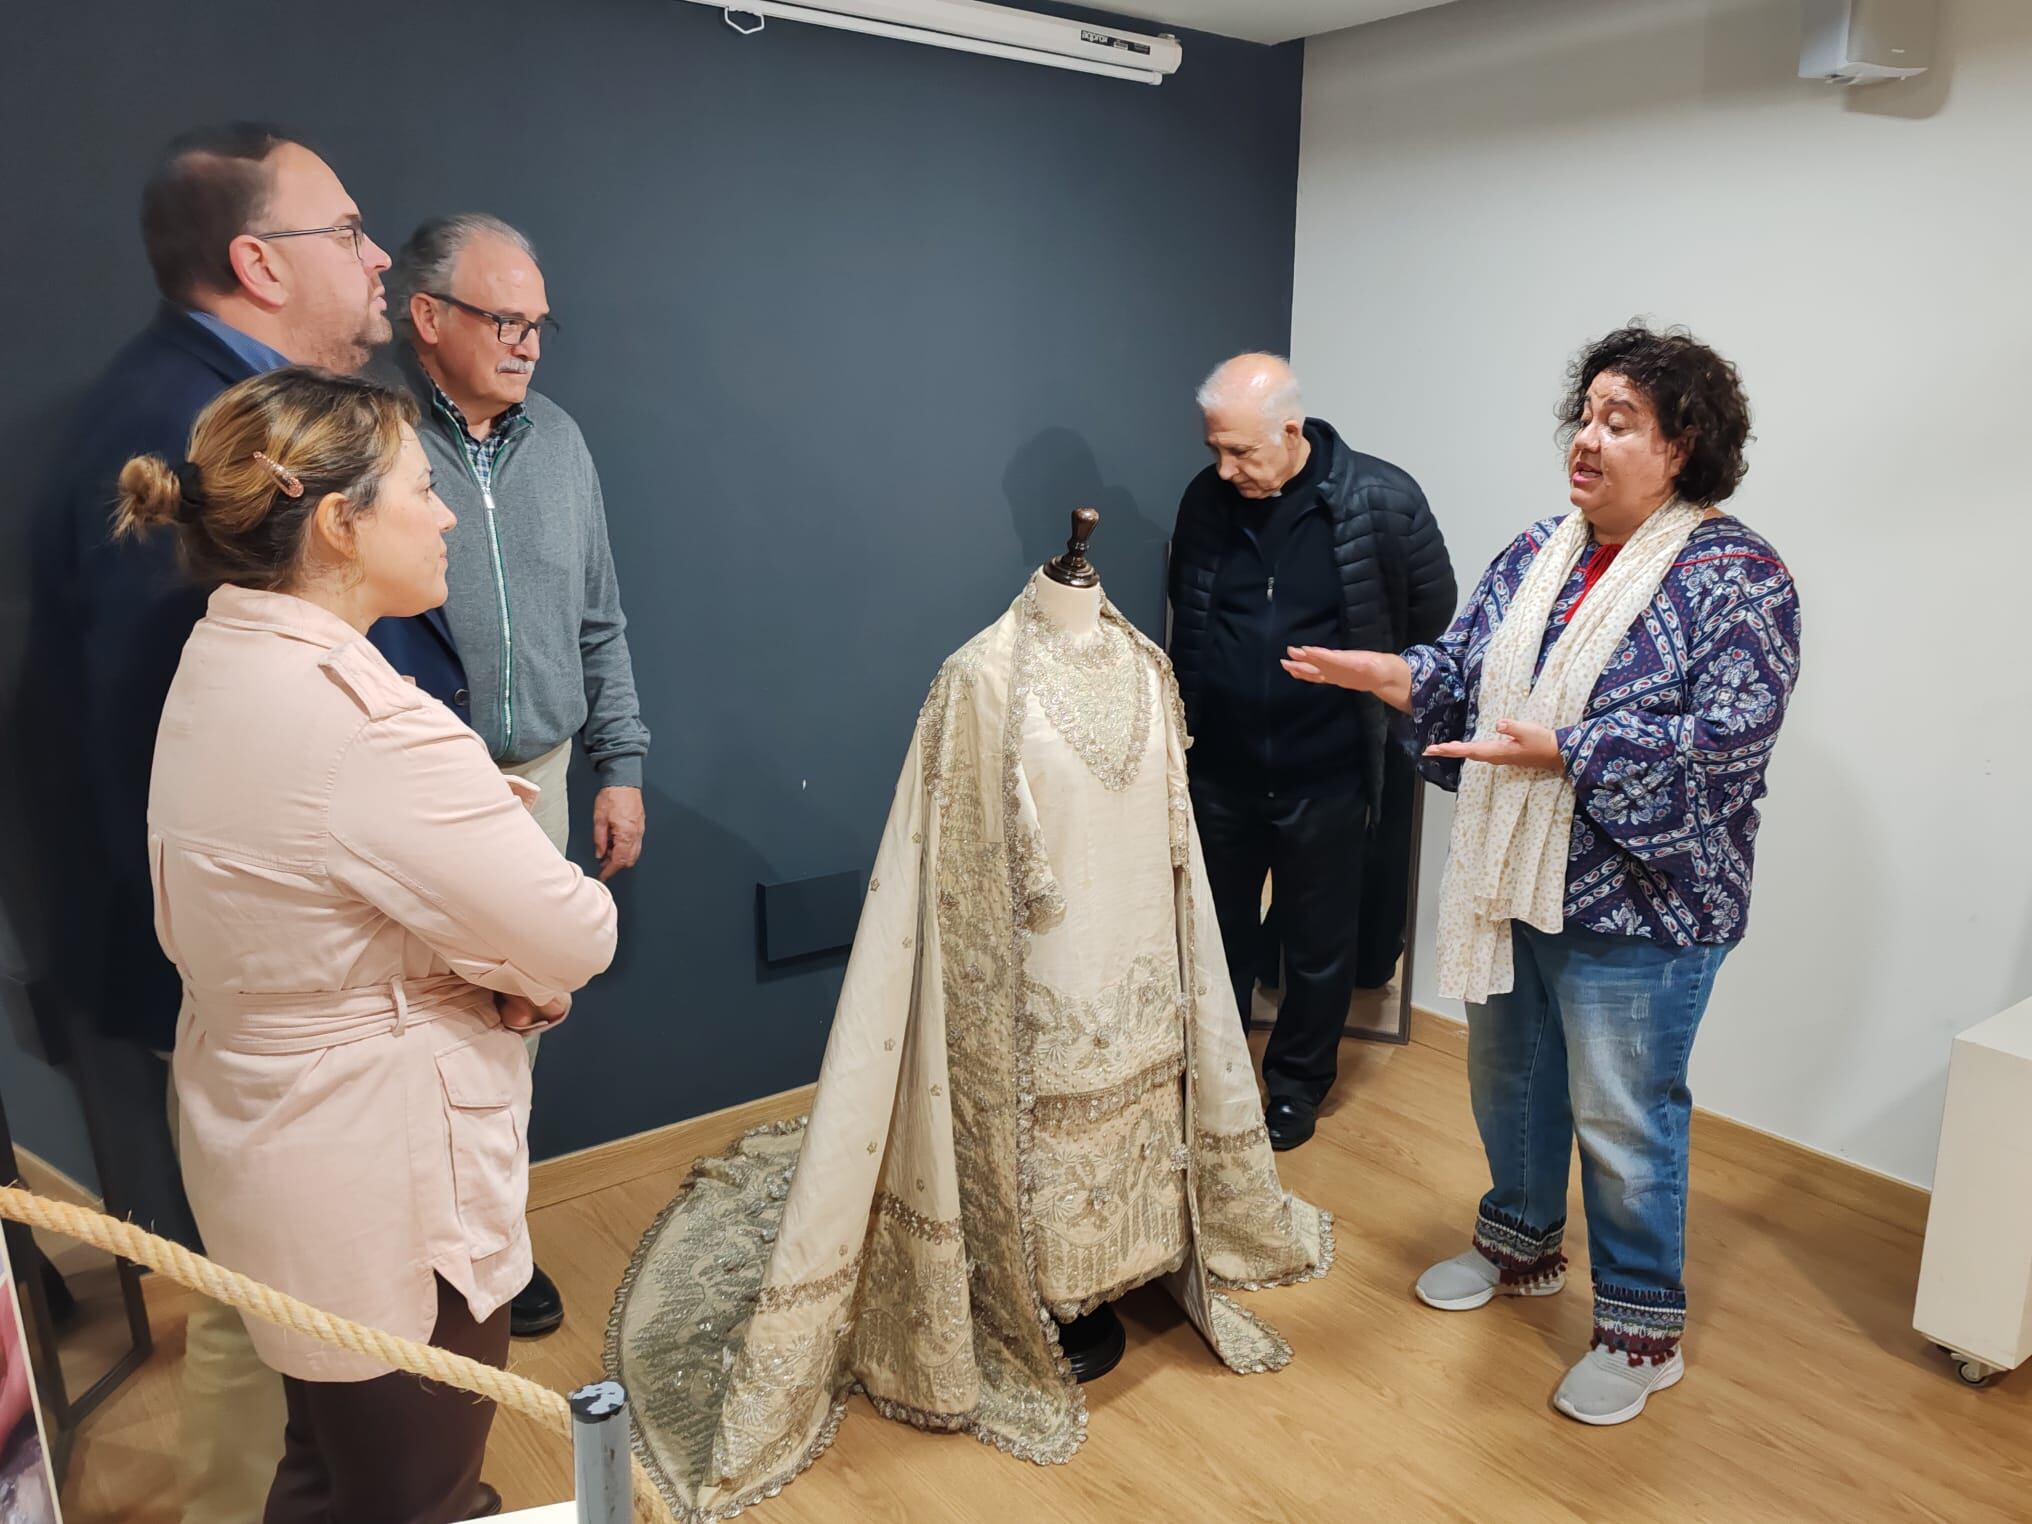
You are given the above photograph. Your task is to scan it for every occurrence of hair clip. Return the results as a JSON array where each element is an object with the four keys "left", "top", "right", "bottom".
[{"left": 252, "top": 451, "right": 305, "bottom": 499}]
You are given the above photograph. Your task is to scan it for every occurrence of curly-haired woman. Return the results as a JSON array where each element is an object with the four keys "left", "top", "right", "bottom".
[{"left": 1283, "top": 324, "right": 1801, "bottom": 1425}]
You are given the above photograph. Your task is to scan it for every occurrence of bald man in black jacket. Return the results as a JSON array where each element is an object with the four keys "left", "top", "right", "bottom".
[{"left": 1168, "top": 354, "right": 1456, "bottom": 1149}]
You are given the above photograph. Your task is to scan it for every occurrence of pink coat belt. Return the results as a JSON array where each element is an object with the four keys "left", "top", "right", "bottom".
[{"left": 183, "top": 974, "right": 495, "bottom": 1055}]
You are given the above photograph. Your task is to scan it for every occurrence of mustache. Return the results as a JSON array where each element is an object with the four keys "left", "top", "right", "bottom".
[{"left": 497, "top": 358, "right": 534, "bottom": 375}]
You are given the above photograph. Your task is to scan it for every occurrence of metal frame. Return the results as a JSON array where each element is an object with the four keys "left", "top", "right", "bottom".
[
  {"left": 1394, "top": 782, "right": 1426, "bottom": 1046},
  {"left": 0, "top": 1059, "right": 154, "bottom": 1483}
]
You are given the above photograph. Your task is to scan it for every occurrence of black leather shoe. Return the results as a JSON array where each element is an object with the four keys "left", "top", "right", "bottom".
[
  {"left": 511, "top": 1263, "right": 565, "bottom": 1338},
  {"left": 1265, "top": 1098, "right": 1316, "bottom": 1152},
  {"left": 466, "top": 1483, "right": 503, "bottom": 1518},
  {"left": 1056, "top": 1303, "right": 1126, "bottom": 1384}
]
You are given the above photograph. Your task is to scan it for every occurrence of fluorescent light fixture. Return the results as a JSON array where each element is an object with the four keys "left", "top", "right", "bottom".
[{"left": 679, "top": 0, "right": 1184, "bottom": 85}]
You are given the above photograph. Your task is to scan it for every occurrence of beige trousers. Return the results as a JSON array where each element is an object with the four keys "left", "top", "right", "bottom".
[
  {"left": 499, "top": 740, "right": 572, "bottom": 1065},
  {"left": 500, "top": 740, "right": 572, "bottom": 855},
  {"left": 166, "top": 1068, "right": 289, "bottom": 1523}
]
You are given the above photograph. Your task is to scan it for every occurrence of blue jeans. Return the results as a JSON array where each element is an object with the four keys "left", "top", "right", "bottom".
[{"left": 1465, "top": 923, "right": 1732, "bottom": 1362}]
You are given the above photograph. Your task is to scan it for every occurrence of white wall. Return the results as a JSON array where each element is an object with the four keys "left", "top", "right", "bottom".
[{"left": 1295, "top": 0, "right": 2032, "bottom": 1187}]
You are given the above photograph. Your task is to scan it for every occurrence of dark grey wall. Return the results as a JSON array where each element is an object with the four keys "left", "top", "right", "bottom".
[{"left": 0, "top": 0, "right": 1300, "bottom": 1167}]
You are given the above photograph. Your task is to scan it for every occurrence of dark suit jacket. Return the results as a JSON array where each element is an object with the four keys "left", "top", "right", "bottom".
[
  {"left": 366, "top": 610, "right": 468, "bottom": 720},
  {"left": 29, "top": 307, "right": 254, "bottom": 1049},
  {"left": 26, "top": 308, "right": 464, "bottom": 1048}
]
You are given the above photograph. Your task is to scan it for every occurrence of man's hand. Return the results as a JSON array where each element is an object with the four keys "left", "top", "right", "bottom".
[
  {"left": 593, "top": 786, "right": 646, "bottom": 882},
  {"left": 497, "top": 992, "right": 569, "bottom": 1032},
  {"left": 1423, "top": 719, "right": 1565, "bottom": 773}
]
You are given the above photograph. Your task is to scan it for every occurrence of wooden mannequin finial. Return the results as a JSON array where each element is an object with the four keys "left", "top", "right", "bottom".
[{"left": 1043, "top": 507, "right": 1100, "bottom": 588}]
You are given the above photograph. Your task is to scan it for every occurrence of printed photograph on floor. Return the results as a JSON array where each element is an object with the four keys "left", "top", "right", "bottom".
[{"left": 0, "top": 1231, "right": 63, "bottom": 1524}]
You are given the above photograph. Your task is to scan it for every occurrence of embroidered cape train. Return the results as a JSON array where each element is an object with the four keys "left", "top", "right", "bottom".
[{"left": 609, "top": 577, "right": 1333, "bottom": 1520}]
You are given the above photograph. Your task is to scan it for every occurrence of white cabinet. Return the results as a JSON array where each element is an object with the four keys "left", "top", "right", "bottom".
[{"left": 1914, "top": 996, "right": 2032, "bottom": 1385}]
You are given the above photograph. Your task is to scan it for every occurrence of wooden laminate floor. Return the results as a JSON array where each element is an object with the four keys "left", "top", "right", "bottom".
[{"left": 53, "top": 1028, "right": 2032, "bottom": 1523}]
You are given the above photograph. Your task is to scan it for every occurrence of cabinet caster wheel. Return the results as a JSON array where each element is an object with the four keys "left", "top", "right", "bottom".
[{"left": 1956, "top": 1359, "right": 1997, "bottom": 1387}]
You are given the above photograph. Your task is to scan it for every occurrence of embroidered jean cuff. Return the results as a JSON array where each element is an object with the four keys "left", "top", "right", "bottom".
[
  {"left": 1472, "top": 1205, "right": 1567, "bottom": 1285},
  {"left": 1591, "top": 1280, "right": 1686, "bottom": 1365}
]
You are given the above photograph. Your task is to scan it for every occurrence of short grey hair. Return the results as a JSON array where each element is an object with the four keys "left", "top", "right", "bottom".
[
  {"left": 1196, "top": 353, "right": 1305, "bottom": 425},
  {"left": 386, "top": 213, "right": 538, "bottom": 339}
]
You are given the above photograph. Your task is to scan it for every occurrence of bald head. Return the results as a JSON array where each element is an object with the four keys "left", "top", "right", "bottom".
[
  {"left": 1197, "top": 353, "right": 1305, "bottom": 425},
  {"left": 1198, "top": 353, "right": 1312, "bottom": 500}
]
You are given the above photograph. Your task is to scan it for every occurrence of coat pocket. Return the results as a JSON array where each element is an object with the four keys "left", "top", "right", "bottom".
[{"left": 435, "top": 1030, "right": 532, "bottom": 1260}]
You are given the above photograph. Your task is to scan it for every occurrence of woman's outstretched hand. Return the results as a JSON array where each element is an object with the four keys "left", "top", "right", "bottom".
[
  {"left": 1423, "top": 719, "right": 1564, "bottom": 772},
  {"left": 1281, "top": 647, "right": 1414, "bottom": 714}
]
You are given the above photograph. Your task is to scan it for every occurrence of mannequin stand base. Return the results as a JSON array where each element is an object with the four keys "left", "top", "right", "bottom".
[{"left": 1056, "top": 1303, "right": 1126, "bottom": 1384}]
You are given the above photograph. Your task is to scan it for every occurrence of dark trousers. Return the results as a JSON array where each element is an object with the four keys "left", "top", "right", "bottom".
[
  {"left": 1192, "top": 775, "right": 1368, "bottom": 1108},
  {"left": 1355, "top": 742, "right": 1419, "bottom": 989},
  {"left": 264, "top": 1275, "right": 510, "bottom": 1524}
]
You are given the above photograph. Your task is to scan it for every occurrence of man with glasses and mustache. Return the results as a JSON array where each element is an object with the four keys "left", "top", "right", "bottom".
[
  {"left": 27, "top": 121, "right": 425, "bottom": 1524},
  {"left": 372, "top": 214, "right": 651, "bottom": 1342}
]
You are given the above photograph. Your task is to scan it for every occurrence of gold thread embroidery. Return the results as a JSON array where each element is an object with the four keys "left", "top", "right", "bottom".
[
  {"left": 1198, "top": 1123, "right": 1272, "bottom": 1156},
  {"left": 1020, "top": 581, "right": 1152, "bottom": 793},
  {"left": 753, "top": 1256, "right": 861, "bottom": 1315},
  {"left": 874, "top": 1191, "right": 966, "bottom": 1244},
  {"left": 1030, "top": 1054, "right": 1186, "bottom": 1127}
]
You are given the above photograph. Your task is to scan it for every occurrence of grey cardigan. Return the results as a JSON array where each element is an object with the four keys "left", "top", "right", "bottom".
[{"left": 395, "top": 355, "right": 650, "bottom": 786}]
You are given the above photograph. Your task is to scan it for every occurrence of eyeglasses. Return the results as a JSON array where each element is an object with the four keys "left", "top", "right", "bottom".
[
  {"left": 425, "top": 291, "right": 561, "bottom": 346},
  {"left": 251, "top": 221, "right": 370, "bottom": 262}
]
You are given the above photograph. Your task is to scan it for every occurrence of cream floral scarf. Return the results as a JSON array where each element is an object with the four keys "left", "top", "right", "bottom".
[{"left": 1433, "top": 502, "right": 1703, "bottom": 1002}]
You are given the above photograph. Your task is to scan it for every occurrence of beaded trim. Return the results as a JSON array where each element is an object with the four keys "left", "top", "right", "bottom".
[
  {"left": 872, "top": 1191, "right": 966, "bottom": 1246},
  {"left": 1592, "top": 1281, "right": 1687, "bottom": 1366},
  {"left": 1019, "top": 579, "right": 1152, "bottom": 794},
  {"left": 1197, "top": 1123, "right": 1273, "bottom": 1156},
  {"left": 1473, "top": 1205, "right": 1567, "bottom": 1280},
  {"left": 605, "top": 1116, "right": 854, "bottom": 1524},
  {"left": 1042, "top": 1244, "right": 1192, "bottom": 1322},
  {"left": 753, "top": 1254, "right": 863, "bottom": 1315},
  {"left": 1210, "top": 1292, "right": 1294, "bottom": 1375},
  {"left": 1030, "top": 1054, "right": 1186, "bottom": 1128},
  {"left": 1003, "top": 603, "right": 1092, "bottom": 1464},
  {"left": 1209, "top": 1208, "right": 1339, "bottom": 1295}
]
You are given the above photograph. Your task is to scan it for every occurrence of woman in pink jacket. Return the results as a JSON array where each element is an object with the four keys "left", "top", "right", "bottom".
[{"left": 115, "top": 368, "right": 618, "bottom": 1523}]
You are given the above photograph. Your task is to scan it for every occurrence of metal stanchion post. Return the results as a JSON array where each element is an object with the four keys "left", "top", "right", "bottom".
[{"left": 569, "top": 1379, "right": 631, "bottom": 1524}]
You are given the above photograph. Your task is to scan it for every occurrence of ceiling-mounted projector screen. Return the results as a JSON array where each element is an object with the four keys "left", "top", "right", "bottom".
[{"left": 682, "top": 0, "right": 1185, "bottom": 85}]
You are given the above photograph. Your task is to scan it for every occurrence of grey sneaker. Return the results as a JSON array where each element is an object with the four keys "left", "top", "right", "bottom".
[
  {"left": 1552, "top": 1347, "right": 1685, "bottom": 1425},
  {"left": 1414, "top": 1249, "right": 1564, "bottom": 1311}
]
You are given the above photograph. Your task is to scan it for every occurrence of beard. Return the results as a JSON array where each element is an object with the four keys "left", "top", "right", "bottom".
[{"left": 323, "top": 305, "right": 394, "bottom": 375}]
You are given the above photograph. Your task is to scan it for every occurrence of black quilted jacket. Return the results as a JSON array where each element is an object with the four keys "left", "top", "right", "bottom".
[{"left": 1166, "top": 418, "right": 1458, "bottom": 808}]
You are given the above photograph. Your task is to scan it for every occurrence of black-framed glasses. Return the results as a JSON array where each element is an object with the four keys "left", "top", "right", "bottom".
[
  {"left": 425, "top": 291, "right": 561, "bottom": 346},
  {"left": 251, "top": 221, "right": 369, "bottom": 262}
]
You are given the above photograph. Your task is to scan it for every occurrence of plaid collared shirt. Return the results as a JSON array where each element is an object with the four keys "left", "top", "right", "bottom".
[{"left": 428, "top": 379, "right": 532, "bottom": 492}]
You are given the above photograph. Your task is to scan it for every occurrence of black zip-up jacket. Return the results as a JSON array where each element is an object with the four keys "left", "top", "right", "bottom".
[{"left": 1166, "top": 418, "right": 1458, "bottom": 806}]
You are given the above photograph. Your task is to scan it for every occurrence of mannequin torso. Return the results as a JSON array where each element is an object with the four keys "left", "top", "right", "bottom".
[{"left": 1029, "top": 572, "right": 1103, "bottom": 641}]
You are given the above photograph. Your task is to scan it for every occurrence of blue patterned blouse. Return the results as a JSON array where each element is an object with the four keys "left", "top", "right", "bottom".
[{"left": 1403, "top": 515, "right": 1801, "bottom": 947}]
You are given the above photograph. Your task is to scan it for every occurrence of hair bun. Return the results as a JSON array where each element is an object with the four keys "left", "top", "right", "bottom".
[{"left": 113, "top": 455, "right": 187, "bottom": 536}]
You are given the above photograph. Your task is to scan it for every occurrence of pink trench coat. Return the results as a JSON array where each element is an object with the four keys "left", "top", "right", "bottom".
[{"left": 150, "top": 587, "right": 618, "bottom": 1380}]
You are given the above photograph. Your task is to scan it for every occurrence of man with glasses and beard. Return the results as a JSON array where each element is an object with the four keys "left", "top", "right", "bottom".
[
  {"left": 372, "top": 214, "right": 651, "bottom": 1342},
  {"left": 27, "top": 121, "right": 419, "bottom": 1524}
]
